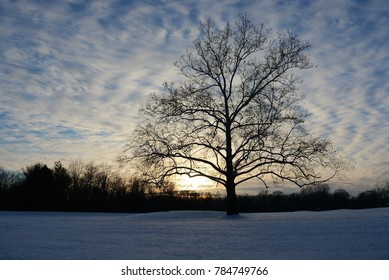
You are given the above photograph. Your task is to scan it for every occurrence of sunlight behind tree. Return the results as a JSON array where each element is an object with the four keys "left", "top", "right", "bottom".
[{"left": 176, "top": 173, "right": 215, "bottom": 191}]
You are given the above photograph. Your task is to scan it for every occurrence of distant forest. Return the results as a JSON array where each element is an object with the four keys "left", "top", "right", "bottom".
[{"left": 1, "top": 161, "right": 389, "bottom": 213}]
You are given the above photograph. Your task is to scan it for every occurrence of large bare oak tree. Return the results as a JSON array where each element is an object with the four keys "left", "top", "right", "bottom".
[{"left": 122, "top": 16, "right": 346, "bottom": 215}]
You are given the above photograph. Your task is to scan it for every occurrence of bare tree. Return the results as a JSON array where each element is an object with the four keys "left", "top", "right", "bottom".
[{"left": 121, "top": 16, "right": 346, "bottom": 215}]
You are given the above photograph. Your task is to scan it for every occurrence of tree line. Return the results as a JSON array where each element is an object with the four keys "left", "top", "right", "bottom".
[
  {"left": 0, "top": 161, "right": 388, "bottom": 213},
  {"left": 0, "top": 161, "right": 217, "bottom": 212}
]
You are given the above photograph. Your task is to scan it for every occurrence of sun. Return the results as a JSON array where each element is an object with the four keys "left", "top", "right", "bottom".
[{"left": 176, "top": 174, "right": 213, "bottom": 191}]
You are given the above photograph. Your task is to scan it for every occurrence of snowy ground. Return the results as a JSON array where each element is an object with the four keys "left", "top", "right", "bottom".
[{"left": 1, "top": 208, "right": 388, "bottom": 260}]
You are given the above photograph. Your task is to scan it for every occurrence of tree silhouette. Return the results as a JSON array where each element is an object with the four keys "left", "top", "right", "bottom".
[
  {"left": 122, "top": 16, "right": 346, "bottom": 215},
  {"left": 21, "top": 163, "right": 55, "bottom": 210},
  {"left": 52, "top": 161, "right": 71, "bottom": 208}
]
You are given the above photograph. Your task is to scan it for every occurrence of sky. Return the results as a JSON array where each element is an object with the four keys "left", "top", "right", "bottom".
[{"left": 0, "top": 0, "right": 388, "bottom": 194}]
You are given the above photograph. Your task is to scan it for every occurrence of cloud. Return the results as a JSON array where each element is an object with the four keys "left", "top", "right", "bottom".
[
  {"left": 0, "top": 0, "right": 388, "bottom": 193},
  {"left": 294, "top": 0, "right": 389, "bottom": 190}
]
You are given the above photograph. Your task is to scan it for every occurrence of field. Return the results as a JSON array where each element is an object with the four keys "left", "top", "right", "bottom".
[{"left": 1, "top": 208, "right": 388, "bottom": 259}]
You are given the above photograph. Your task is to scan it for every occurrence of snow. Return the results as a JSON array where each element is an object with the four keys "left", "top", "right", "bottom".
[{"left": 1, "top": 208, "right": 389, "bottom": 259}]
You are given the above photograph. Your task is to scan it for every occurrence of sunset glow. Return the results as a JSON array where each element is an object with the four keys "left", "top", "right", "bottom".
[{"left": 176, "top": 174, "right": 215, "bottom": 191}]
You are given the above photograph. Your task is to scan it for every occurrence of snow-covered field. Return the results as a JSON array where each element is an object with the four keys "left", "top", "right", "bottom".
[{"left": 1, "top": 208, "right": 388, "bottom": 260}]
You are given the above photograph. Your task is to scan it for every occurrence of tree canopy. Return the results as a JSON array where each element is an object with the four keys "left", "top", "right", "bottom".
[{"left": 122, "top": 16, "right": 347, "bottom": 214}]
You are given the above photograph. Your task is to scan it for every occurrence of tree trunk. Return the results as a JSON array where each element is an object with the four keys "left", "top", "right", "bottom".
[
  {"left": 225, "top": 128, "right": 238, "bottom": 215},
  {"left": 226, "top": 182, "right": 239, "bottom": 215},
  {"left": 224, "top": 92, "right": 238, "bottom": 215}
]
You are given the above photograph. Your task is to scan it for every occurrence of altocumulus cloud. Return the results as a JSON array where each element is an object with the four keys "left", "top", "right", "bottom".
[{"left": 0, "top": 0, "right": 388, "bottom": 193}]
